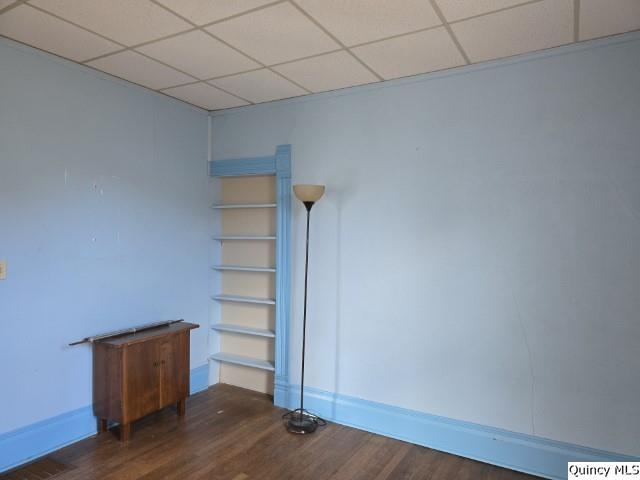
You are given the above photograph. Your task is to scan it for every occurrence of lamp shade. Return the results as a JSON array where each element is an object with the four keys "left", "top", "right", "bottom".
[{"left": 293, "top": 184, "right": 325, "bottom": 203}]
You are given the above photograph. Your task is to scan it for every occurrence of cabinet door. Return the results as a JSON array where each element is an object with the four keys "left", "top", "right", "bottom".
[
  {"left": 124, "top": 340, "right": 160, "bottom": 422},
  {"left": 159, "top": 332, "right": 189, "bottom": 408}
]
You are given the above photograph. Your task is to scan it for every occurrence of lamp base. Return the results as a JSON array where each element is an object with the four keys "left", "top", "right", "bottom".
[{"left": 282, "top": 408, "right": 326, "bottom": 434}]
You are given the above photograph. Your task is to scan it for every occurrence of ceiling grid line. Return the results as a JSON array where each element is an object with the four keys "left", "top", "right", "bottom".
[
  {"left": 157, "top": 79, "right": 203, "bottom": 91},
  {"left": 194, "top": 0, "right": 287, "bottom": 30},
  {"left": 346, "top": 24, "right": 444, "bottom": 50},
  {"left": 81, "top": 27, "right": 199, "bottom": 64},
  {"left": 25, "top": 2, "right": 129, "bottom": 50},
  {"left": 150, "top": 0, "right": 313, "bottom": 96},
  {"left": 446, "top": 0, "right": 545, "bottom": 26},
  {"left": 267, "top": 48, "right": 344, "bottom": 68},
  {"left": 76, "top": 1, "right": 289, "bottom": 64},
  {"left": 90, "top": 54, "right": 201, "bottom": 96},
  {"left": 193, "top": 82, "right": 253, "bottom": 104},
  {"left": 161, "top": 45, "right": 372, "bottom": 93},
  {"left": 261, "top": 68, "right": 313, "bottom": 94},
  {"left": 56, "top": 3, "right": 275, "bottom": 61},
  {"left": 430, "top": 0, "right": 471, "bottom": 64},
  {"left": 289, "top": 0, "right": 384, "bottom": 81},
  {"left": 120, "top": 50, "right": 199, "bottom": 82},
  {"left": 82, "top": 48, "right": 127, "bottom": 64},
  {"left": 0, "top": 0, "right": 24, "bottom": 15},
  {"left": 204, "top": 67, "right": 266, "bottom": 83}
]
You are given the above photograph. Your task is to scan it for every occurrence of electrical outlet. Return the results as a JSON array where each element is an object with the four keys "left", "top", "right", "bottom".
[{"left": 0, "top": 260, "right": 6, "bottom": 280}]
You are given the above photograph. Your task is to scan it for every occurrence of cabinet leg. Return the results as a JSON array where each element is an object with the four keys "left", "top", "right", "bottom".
[
  {"left": 97, "top": 418, "right": 108, "bottom": 433},
  {"left": 120, "top": 423, "right": 131, "bottom": 442},
  {"left": 177, "top": 399, "right": 186, "bottom": 417}
]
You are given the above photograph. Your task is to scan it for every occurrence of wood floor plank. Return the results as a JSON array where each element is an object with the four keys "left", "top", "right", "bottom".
[{"left": 1, "top": 384, "right": 542, "bottom": 480}]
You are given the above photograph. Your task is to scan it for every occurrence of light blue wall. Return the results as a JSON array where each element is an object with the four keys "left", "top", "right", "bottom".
[
  {"left": 212, "top": 33, "right": 640, "bottom": 457},
  {"left": 0, "top": 39, "right": 211, "bottom": 435}
]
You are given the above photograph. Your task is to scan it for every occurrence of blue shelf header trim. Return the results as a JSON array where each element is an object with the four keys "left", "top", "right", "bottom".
[{"left": 209, "top": 155, "right": 276, "bottom": 177}]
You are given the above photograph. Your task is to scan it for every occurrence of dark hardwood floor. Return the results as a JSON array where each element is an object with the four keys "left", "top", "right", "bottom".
[{"left": 2, "top": 384, "right": 541, "bottom": 480}]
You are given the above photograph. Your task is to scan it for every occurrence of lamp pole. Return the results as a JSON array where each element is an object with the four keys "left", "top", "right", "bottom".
[
  {"left": 284, "top": 185, "right": 327, "bottom": 434},
  {"left": 299, "top": 201, "right": 312, "bottom": 422}
]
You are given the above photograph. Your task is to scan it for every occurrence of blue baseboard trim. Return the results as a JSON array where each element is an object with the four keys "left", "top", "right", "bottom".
[
  {"left": 0, "top": 366, "right": 211, "bottom": 473},
  {"left": 0, "top": 405, "right": 96, "bottom": 473},
  {"left": 190, "top": 364, "right": 209, "bottom": 395},
  {"left": 284, "top": 384, "right": 637, "bottom": 480}
]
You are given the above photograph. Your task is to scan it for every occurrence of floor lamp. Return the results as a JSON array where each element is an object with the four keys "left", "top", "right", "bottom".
[{"left": 283, "top": 184, "right": 327, "bottom": 434}]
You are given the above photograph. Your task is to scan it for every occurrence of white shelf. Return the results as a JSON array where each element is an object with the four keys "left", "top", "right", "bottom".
[
  {"left": 213, "top": 235, "right": 276, "bottom": 241},
  {"left": 213, "top": 265, "right": 276, "bottom": 273},
  {"left": 212, "top": 294, "right": 275, "bottom": 305},
  {"left": 212, "top": 323, "right": 275, "bottom": 338},
  {"left": 209, "top": 352, "right": 275, "bottom": 372},
  {"left": 212, "top": 203, "right": 276, "bottom": 209}
]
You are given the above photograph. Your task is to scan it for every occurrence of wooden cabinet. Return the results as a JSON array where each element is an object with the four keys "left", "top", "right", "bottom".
[{"left": 92, "top": 322, "right": 198, "bottom": 441}]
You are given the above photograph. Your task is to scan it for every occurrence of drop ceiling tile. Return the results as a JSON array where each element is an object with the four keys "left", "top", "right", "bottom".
[
  {"left": 206, "top": 2, "right": 339, "bottom": 65},
  {"left": 0, "top": 5, "right": 120, "bottom": 62},
  {"left": 28, "top": 0, "right": 191, "bottom": 46},
  {"left": 351, "top": 27, "right": 465, "bottom": 80},
  {"left": 452, "top": 0, "right": 573, "bottom": 63},
  {"left": 136, "top": 30, "right": 259, "bottom": 80},
  {"left": 273, "top": 51, "right": 377, "bottom": 92},
  {"left": 294, "top": 0, "right": 441, "bottom": 46},
  {"left": 434, "top": 0, "right": 533, "bottom": 22},
  {"left": 154, "top": 0, "right": 276, "bottom": 25},
  {"left": 87, "top": 50, "right": 194, "bottom": 89},
  {"left": 162, "top": 82, "right": 249, "bottom": 109},
  {"left": 209, "top": 69, "right": 307, "bottom": 103},
  {"left": 579, "top": 0, "right": 640, "bottom": 41}
]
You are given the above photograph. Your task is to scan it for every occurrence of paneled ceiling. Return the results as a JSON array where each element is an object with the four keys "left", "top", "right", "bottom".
[{"left": 1, "top": 0, "right": 639, "bottom": 111}]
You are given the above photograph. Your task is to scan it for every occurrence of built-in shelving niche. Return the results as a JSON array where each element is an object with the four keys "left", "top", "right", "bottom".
[{"left": 210, "top": 175, "right": 277, "bottom": 395}]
